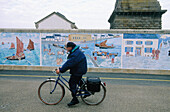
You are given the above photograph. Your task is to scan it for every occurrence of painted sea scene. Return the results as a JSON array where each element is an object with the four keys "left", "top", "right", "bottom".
[
  {"left": 122, "top": 34, "right": 170, "bottom": 70},
  {"left": 0, "top": 33, "right": 40, "bottom": 65},
  {"left": 41, "top": 33, "right": 122, "bottom": 68},
  {"left": 1, "top": 32, "right": 169, "bottom": 70}
]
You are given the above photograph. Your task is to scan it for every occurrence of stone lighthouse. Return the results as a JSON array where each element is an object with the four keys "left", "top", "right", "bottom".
[{"left": 108, "top": 0, "right": 167, "bottom": 29}]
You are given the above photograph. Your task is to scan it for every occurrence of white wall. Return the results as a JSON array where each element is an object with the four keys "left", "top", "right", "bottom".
[{"left": 37, "top": 14, "right": 72, "bottom": 29}]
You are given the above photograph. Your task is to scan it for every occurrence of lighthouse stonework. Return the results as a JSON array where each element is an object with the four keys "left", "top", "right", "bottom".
[{"left": 108, "top": 0, "right": 167, "bottom": 29}]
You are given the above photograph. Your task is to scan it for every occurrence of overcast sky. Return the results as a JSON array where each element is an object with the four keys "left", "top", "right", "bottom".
[{"left": 0, "top": 0, "right": 169, "bottom": 29}]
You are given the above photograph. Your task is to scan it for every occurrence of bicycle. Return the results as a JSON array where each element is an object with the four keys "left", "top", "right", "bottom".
[{"left": 38, "top": 70, "right": 106, "bottom": 105}]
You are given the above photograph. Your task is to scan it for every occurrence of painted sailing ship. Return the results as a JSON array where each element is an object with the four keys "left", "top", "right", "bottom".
[
  {"left": 6, "top": 37, "right": 25, "bottom": 60},
  {"left": 95, "top": 40, "right": 115, "bottom": 49},
  {"left": 92, "top": 51, "right": 118, "bottom": 57},
  {"left": 81, "top": 45, "right": 89, "bottom": 49},
  {"left": 95, "top": 44, "right": 100, "bottom": 47},
  {"left": 53, "top": 44, "right": 66, "bottom": 50},
  {"left": 27, "top": 39, "right": 34, "bottom": 50},
  {"left": 9, "top": 43, "right": 15, "bottom": 49}
]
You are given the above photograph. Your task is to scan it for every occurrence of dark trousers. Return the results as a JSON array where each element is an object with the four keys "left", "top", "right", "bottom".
[{"left": 69, "top": 75, "right": 82, "bottom": 100}]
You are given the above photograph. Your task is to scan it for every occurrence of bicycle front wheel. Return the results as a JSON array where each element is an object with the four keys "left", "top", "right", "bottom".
[
  {"left": 38, "top": 80, "right": 65, "bottom": 105},
  {"left": 80, "top": 83, "right": 106, "bottom": 105}
]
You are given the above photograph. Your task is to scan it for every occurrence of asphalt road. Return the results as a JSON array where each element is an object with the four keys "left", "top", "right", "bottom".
[{"left": 0, "top": 70, "right": 170, "bottom": 112}]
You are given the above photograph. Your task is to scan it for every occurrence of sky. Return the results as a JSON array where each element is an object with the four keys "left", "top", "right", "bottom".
[{"left": 0, "top": 0, "right": 169, "bottom": 29}]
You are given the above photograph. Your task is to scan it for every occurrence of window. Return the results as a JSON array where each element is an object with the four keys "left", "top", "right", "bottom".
[
  {"left": 145, "top": 48, "right": 152, "bottom": 53},
  {"left": 125, "top": 47, "right": 133, "bottom": 52},
  {"left": 136, "top": 41, "right": 143, "bottom": 45},
  {"left": 126, "top": 41, "right": 133, "bottom": 45},
  {"left": 145, "top": 41, "right": 153, "bottom": 45}
]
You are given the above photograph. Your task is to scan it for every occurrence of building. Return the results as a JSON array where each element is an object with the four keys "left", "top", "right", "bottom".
[
  {"left": 68, "top": 34, "right": 92, "bottom": 42},
  {"left": 35, "top": 12, "right": 78, "bottom": 29},
  {"left": 42, "top": 34, "right": 65, "bottom": 42},
  {"left": 108, "top": 0, "right": 167, "bottom": 29},
  {"left": 44, "top": 36, "right": 55, "bottom": 41},
  {"left": 122, "top": 34, "right": 159, "bottom": 57}
]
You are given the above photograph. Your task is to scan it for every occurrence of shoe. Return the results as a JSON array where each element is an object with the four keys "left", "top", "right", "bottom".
[{"left": 67, "top": 99, "right": 79, "bottom": 106}]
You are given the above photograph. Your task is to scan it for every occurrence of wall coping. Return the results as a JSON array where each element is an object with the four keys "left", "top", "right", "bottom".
[
  {"left": 0, "top": 28, "right": 170, "bottom": 34},
  {"left": 0, "top": 65, "right": 170, "bottom": 75}
]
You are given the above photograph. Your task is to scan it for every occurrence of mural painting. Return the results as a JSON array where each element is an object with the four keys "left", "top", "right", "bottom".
[
  {"left": 0, "top": 33, "right": 40, "bottom": 65},
  {"left": 41, "top": 33, "right": 122, "bottom": 68},
  {"left": 93, "top": 34, "right": 122, "bottom": 68},
  {"left": 122, "top": 34, "right": 170, "bottom": 70},
  {"left": 0, "top": 32, "right": 169, "bottom": 70},
  {"left": 41, "top": 33, "right": 67, "bottom": 67}
]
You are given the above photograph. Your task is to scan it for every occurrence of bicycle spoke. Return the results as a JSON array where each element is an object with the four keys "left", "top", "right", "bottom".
[
  {"left": 38, "top": 80, "right": 65, "bottom": 105},
  {"left": 81, "top": 83, "right": 106, "bottom": 105}
]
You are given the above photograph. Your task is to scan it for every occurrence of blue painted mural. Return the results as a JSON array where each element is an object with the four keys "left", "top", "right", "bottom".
[
  {"left": 0, "top": 32, "right": 169, "bottom": 70},
  {"left": 0, "top": 33, "right": 40, "bottom": 65},
  {"left": 122, "top": 34, "right": 170, "bottom": 70},
  {"left": 41, "top": 33, "right": 122, "bottom": 68}
]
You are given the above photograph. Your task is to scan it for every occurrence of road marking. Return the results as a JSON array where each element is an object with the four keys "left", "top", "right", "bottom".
[{"left": 0, "top": 74, "right": 170, "bottom": 82}]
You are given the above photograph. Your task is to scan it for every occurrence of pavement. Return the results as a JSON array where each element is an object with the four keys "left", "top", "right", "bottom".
[{"left": 0, "top": 70, "right": 170, "bottom": 112}]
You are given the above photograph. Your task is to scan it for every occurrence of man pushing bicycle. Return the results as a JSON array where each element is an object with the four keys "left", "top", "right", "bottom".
[{"left": 56, "top": 42, "right": 87, "bottom": 106}]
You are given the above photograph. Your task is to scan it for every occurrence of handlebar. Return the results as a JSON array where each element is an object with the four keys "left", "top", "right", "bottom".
[{"left": 52, "top": 68, "right": 60, "bottom": 75}]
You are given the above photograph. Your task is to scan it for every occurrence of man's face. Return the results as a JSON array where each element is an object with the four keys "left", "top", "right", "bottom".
[{"left": 66, "top": 47, "right": 72, "bottom": 52}]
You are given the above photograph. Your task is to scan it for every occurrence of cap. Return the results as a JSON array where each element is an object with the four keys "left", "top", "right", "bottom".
[{"left": 66, "top": 42, "right": 76, "bottom": 48}]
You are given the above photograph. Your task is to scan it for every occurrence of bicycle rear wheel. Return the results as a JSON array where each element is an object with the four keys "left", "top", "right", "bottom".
[
  {"left": 38, "top": 80, "right": 65, "bottom": 105},
  {"left": 80, "top": 83, "right": 106, "bottom": 105}
]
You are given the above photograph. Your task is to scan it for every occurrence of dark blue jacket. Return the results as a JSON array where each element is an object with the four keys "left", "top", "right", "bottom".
[{"left": 59, "top": 46, "right": 87, "bottom": 76}]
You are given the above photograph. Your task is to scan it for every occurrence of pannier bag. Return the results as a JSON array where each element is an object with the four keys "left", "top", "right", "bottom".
[{"left": 87, "top": 77, "right": 101, "bottom": 92}]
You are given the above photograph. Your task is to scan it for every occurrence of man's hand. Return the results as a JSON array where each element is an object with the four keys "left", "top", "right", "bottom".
[{"left": 56, "top": 69, "right": 60, "bottom": 74}]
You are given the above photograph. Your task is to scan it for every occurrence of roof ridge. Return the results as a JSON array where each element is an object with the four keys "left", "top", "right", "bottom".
[{"left": 35, "top": 11, "right": 75, "bottom": 24}]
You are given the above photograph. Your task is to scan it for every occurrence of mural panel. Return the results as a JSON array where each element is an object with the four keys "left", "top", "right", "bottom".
[
  {"left": 122, "top": 34, "right": 170, "bottom": 70},
  {"left": 0, "top": 33, "right": 40, "bottom": 65},
  {"left": 41, "top": 33, "right": 122, "bottom": 68},
  {"left": 41, "top": 33, "right": 67, "bottom": 67}
]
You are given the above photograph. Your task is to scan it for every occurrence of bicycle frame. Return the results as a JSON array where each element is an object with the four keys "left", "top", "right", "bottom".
[{"left": 50, "top": 71, "right": 89, "bottom": 96}]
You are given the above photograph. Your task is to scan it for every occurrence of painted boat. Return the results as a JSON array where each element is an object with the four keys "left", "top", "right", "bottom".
[
  {"left": 81, "top": 45, "right": 89, "bottom": 49},
  {"left": 96, "top": 40, "right": 115, "bottom": 49},
  {"left": 95, "top": 44, "right": 100, "bottom": 47},
  {"left": 9, "top": 43, "right": 15, "bottom": 49},
  {"left": 99, "top": 46, "right": 115, "bottom": 49},
  {"left": 92, "top": 51, "right": 118, "bottom": 57},
  {"left": 6, "top": 37, "right": 25, "bottom": 60},
  {"left": 53, "top": 44, "right": 66, "bottom": 50},
  {"left": 27, "top": 39, "right": 34, "bottom": 50}
]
